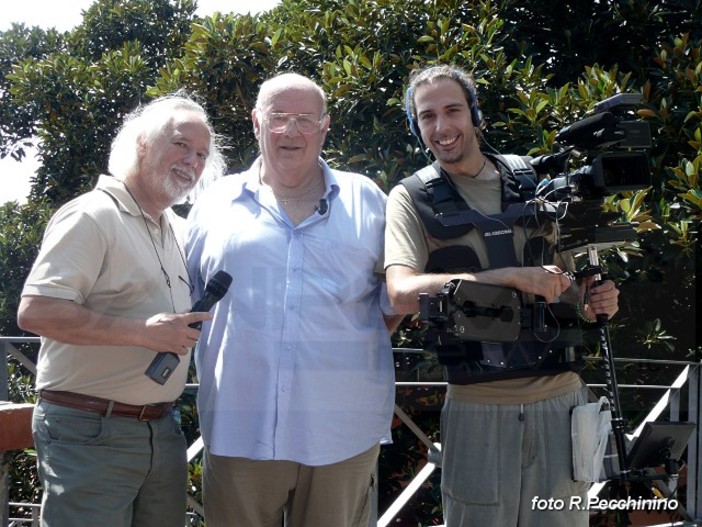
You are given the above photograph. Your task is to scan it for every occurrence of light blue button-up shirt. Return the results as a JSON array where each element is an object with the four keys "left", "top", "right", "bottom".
[{"left": 186, "top": 157, "right": 395, "bottom": 466}]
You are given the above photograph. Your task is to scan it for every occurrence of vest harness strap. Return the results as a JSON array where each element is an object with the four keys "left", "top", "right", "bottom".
[{"left": 401, "top": 154, "right": 582, "bottom": 384}]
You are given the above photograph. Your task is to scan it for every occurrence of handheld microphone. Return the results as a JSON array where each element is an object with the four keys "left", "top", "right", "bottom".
[
  {"left": 145, "top": 270, "right": 233, "bottom": 385},
  {"left": 187, "top": 270, "right": 233, "bottom": 329},
  {"left": 316, "top": 198, "right": 328, "bottom": 215}
]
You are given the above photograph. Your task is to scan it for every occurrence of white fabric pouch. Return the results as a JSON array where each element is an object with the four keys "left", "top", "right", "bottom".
[{"left": 571, "top": 396, "right": 612, "bottom": 482}]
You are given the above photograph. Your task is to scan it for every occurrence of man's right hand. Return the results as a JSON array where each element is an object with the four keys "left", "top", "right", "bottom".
[
  {"left": 18, "top": 295, "right": 213, "bottom": 353},
  {"left": 385, "top": 263, "right": 574, "bottom": 315},
  {"left": 142, "top": 312, "right": 213, "bottom": 355},
  {"left": 506, "top": 265, "right": 574, "bottom": 303}
]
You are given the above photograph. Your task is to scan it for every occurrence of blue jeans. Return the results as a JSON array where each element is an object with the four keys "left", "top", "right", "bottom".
[{"left": 32, "top": 400, "right": 187, "bottom": 527}]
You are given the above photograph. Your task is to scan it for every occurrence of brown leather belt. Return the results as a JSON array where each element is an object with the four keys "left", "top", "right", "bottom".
[{"left": 39, "top": 390, "right": 173, "bottom": 421}]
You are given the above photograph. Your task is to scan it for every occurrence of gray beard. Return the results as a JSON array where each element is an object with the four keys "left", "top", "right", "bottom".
[{"left": 162, "top": 174, "right": 194, "bottom": 206}]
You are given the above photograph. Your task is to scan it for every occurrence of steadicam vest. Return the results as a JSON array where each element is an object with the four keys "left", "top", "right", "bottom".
[{"left": 401, "top": 153, "right": 582, "bottom": 384}]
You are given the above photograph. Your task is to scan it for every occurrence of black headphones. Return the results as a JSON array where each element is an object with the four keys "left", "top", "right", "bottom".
[{"left": 405, "top": 69, "right": 483, "bottom": 140}]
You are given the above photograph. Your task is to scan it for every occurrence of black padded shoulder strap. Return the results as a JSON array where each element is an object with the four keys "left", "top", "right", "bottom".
[
  {"left": 491, "top": 153, "right": 538, "bottom": 202},
  {"left": 405, "top": 162, "right": 470, "bottom": 213},
  {"left": 401, "top": 154, "right": 539, "bottom": 240},
  {"left": 401, "top": 162, "right": 475, "bottom": 239}
]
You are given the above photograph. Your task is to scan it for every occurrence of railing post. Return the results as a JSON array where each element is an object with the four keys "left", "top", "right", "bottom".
[
  {"left": 2, "top": 339, "right": 9, "bottom": 527},
  {"left": 1, "top": 339, "right": 8, "bottom": 401},
  {"left": 1, "top": 454, "right": 7, "bottom": 527},
  {"left": 688, "top": 362, "right": 701, "bottom": 521},
  {"left": 670, "top": 378, "right": 680, "bottom": 421}
]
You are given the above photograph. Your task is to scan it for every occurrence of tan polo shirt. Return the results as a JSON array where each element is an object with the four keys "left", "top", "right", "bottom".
[
  {"left": 22, "top": 175, "right": 193, "bottom": 405},
  {"left": 385, "top": 169, "right": 582, "bottom": 404}
]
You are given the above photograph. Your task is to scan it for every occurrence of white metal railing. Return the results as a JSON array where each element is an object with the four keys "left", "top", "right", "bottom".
[
  {"left": 5, "top": 503, "right": 203, "bottom": 527},
  {"left": 3, "top": 336, "right": 701, "bottom": 526},
  {"left": 5, "top": 503, "right": 38, "bottom": 527}
]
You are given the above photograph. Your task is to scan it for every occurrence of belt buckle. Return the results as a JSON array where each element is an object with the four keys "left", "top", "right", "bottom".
[{"left": 138, "top": 405, "right": 152, "bottom": 421}]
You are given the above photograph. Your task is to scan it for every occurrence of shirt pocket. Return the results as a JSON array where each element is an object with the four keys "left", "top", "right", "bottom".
[{"left": 303, "top": 232, "right": 378, "bottom": 304}]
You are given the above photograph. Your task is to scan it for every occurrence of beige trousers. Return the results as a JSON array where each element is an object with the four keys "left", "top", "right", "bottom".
[{"left": 203, "top": 444, "right": 379, "bottom": 527}]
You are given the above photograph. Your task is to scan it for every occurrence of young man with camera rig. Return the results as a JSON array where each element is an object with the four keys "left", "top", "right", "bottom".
[{"left": 384, "top": 64, "right": 620, "bottom": 526}]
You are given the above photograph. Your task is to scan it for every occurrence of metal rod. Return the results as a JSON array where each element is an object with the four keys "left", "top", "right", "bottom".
[{"left": 588, "top": 245, "right": 630, "bottom": 478}]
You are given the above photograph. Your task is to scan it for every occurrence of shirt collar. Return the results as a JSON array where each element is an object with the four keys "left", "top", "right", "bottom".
[
  {"left": 239, "top": 157, "right": 340, "bottom": 200},
  {"left": 318, "top": 158, "right": 341, "bottom": 200},
  {"left": 94, "top": 175, "right": 141, "bottom": 217},
  {"left": 95, "top": 174, "right": 174, "bottom": 227}
]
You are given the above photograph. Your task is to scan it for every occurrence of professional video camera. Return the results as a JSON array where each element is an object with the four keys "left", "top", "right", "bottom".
[
  {"left": 524, "top": 93, "right": 653, "bottom": 252},
  {"left": 532, "top": 92, "right": 652, "bottom": 202}
]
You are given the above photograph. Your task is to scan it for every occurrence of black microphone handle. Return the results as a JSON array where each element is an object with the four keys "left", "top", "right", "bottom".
[
  {"left": 145, "top": 300, "right": 213, "bottom": 384},
  {"left": 146, "top": 270, "right": 232, "bottom": 384},
  {"left": 188, "top": 293, "right": 220, "bottom": 329}
]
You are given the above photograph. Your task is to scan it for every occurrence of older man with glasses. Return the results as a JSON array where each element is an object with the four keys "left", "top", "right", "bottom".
[{"left": 185, "top": 72, "right": 403, "bottom": 527}]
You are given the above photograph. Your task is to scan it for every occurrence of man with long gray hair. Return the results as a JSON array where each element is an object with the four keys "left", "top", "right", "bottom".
[{"left": 18, "top": 92, "right": 224, "bottom": 527}]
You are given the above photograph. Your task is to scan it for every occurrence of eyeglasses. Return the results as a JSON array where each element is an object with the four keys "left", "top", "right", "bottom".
[{"left": 262, "top": 112, "right": 324, "bottom": 134}]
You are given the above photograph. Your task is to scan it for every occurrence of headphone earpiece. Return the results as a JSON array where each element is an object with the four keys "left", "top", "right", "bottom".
[
  {"left": 405, "top": 87, "right": 420, "bottom": 139},
  {"left": 467, "top": 84, "right": 483, "bottom": 128}
]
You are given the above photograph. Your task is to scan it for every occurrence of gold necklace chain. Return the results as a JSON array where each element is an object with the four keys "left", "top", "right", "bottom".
[{"left": 272, "top": 178, "right": 323, "bottom": 203}]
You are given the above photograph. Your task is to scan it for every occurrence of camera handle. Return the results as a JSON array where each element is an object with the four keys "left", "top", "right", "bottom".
[{"left": 586, "top": 245, "right": 631, "bottom": 479}]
